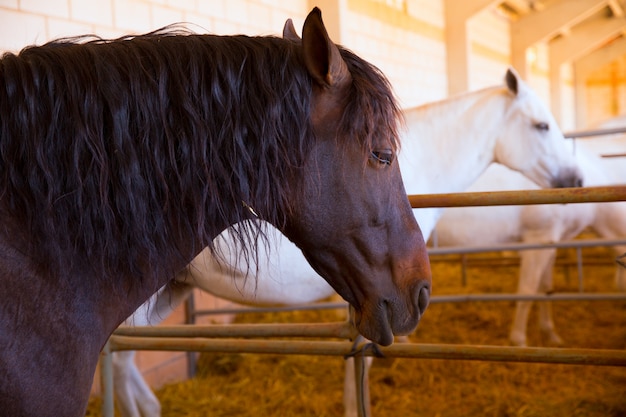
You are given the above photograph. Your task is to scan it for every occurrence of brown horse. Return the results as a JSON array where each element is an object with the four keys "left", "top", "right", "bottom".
[{"left": 0, "top": 7, "right": 430, "bottom": 417}]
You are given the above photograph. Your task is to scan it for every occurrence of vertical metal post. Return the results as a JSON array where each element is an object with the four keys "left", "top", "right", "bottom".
[
  {"left": 576, "top": 247, "right": 584, "bottom": 292},
  {"left": 563, "top": 251, "right": 571, "bottom": 287},
  {"left": 347, "top": 309, "right": 372, "bottom": 417},
  {"left": 354, "top": 347, "right": 371, "bottom": 417},
  {"left": 100, "top": 339, "right": 114, "bottom": 417},
  {"left": 184, "top": 292, "right": 197, "bottom": 378}
]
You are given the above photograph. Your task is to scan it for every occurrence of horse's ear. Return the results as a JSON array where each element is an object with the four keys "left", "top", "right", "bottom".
[
  {"left": 505, "top": 67, "right": 529, "bottom": 98},
  {"left": 301, "top": 7, "right": 350, "bottom": 88},
  {"left": 283, "top": 19, "right": 301, "bottom": 42}
]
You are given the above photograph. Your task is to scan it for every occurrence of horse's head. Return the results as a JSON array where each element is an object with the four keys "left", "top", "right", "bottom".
[
  {"left": 494, "top": 67, "right": 583, "bottom": 188},
  {"left": 280, "top": 9, "right": 431, "bottom": 346}
]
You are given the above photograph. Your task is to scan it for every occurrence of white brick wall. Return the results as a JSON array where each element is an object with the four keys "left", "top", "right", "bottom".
[
  {"left": 21, "top": 0, "right": 68, "bottom": 18},
  {"left": 0, "top": 9, "right": 47, "bottom": 51},
  {"left": 73, "top": 1, "right": 113, "bottom": 26},
  {"left": 526, "top": 43, "right": 551, "bottom": 103},
  {"left": 0, "top": 0, "right": 309, "bottom": 53},
  {"left": 343, "top": 0, "right": 448, "bottom": 108},
  {"left": 468, "top": 8, "right": 510, "bottom": 91}
]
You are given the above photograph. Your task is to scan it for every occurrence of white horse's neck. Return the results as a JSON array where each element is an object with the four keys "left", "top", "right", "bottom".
[
  {"left": 399, "top": 86, "right": 510, "bottom": 238},
  {"left": 400, "top": 86, "right": 508, "bottom": 195}
]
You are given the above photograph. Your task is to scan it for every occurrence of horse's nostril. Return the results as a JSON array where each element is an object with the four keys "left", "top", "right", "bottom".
[
  {"left": 552, "top": 174, "right": 584, "bottom": 189},
  {"left": 417, "top": 284, "right": 430, "bottom": 315}
]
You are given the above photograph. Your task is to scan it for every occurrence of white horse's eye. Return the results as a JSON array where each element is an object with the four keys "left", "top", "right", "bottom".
[
  {"left": 370, "top": 150, "right": 394, "bottom": 166},
  {"left": 534, "top": 122, "right": 549, "bottom": 131}
]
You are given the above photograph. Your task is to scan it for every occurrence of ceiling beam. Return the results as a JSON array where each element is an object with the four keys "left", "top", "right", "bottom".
[
  {"left": 513, "top": 0, "right": 607, "bottom": 46},
  {"left": 446, "top": 0, "right": 501, "bottom": 20},
  {"left": 550, "top": 15, "right": 626, "bottom": 65},
  {"left": 608, "top": 0, "right": 624, "bottom": 17},
  {"left": 503, "top": 0, "right": 531, "bottom": 15},
  {"left": 511, "top": 0, "right": 608, "bottom": 78},
  {"left": 575, "top": 35, "right": 626, "bottom": 77},
  {"left": 444, "top": 0, "right": 499, "bottom": 95}
]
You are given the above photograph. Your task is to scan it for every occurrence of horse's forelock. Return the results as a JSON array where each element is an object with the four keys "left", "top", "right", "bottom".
[
  {"left": 0, "top": 30, "right": 315, "bottom": 284},
  {"left": 338, "top": 48, "right": 403, "bottom": 158}
]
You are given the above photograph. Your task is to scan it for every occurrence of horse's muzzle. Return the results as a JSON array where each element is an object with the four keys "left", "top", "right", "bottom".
[
  {"left": 551, "top": 169, "right": 583, "bottom": 188},
  {"left": 390, "top": 280, "right": 430, "bottom": 336}
]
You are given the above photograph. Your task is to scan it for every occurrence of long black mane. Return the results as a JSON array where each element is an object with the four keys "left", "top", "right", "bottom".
[{"left": 0, "top": 27, "right": 401, "bottom": 286}]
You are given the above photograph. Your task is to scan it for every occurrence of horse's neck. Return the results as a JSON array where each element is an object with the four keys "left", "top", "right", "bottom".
[
  {"left": 576, "top": 141, "right": 626, "bottom": 242},
  {"left": 399, "top": 86, "right": 507, "bottom": 196},
  {"left": 577, "top": 135, "right": 626, "bottom": 184}
]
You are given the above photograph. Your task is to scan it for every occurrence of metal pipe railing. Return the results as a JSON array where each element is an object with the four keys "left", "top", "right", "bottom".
[
  {"left": 428, "top": 237, "right": 626, "bottom": 255},
  {"left": 191, "top": 300, "right": 348, "bottom": 317},
  {"left": 107, "top": 336, "right": 626, "bottom": 367},
  {"left": 564, "top": 126, "right": 626, "bottom": 138},
  {"left": 114, "top": 321, "right": 357, "bottom": 340},
  {"left": 408, "top": 185, "right": 626, "bottom": 209},
  {"left": 187, "top": 291, "right": 626, "bottom": 318},
  {"left": 430, "top": 292, "right": 626, "bottom": 303}
]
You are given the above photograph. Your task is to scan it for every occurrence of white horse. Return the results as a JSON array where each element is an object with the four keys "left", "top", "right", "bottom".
[
  {"left": 112, "top": 68, "right": 583, "bottom": 417},
  {"left": 434, "top": 134, "right": 626, "bottom": 347}
]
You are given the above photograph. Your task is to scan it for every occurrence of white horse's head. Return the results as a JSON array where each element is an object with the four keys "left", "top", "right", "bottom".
[{"left": 494, "top": 67, "right": 583, "bottom": 188}]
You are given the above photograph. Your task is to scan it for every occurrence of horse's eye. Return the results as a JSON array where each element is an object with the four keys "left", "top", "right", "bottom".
[
  {"left": 534, "top": 122, "right": 549, "bottom": 131},
  {"left": 370, "top": 150, "right": 394, "bottom": 166}
]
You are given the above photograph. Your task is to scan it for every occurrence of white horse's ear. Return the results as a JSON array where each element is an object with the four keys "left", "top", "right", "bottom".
[
  {"left": 283, "top": 19, "right": 301, "bottom": 42},
  {"left": 505, "top": 67, "right": 526, "bottom": 97}
]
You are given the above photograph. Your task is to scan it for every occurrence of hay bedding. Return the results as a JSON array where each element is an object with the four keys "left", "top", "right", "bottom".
[{"left": 87, "top": 244, "right": 626, "bottom": 417}]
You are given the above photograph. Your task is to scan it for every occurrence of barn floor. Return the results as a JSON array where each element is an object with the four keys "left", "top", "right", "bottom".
[{"left": 87, "top": 243, "right": 626, "bottom": 417}]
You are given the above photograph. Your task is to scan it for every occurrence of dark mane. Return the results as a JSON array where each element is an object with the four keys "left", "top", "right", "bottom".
[{"left": 0, "top": 27, "right": 401, "bottom": 286}]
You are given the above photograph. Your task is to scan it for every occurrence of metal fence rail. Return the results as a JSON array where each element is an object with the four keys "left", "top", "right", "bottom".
[
  {"left": 106, "top": 334, "right": 626, "bottom": 367},
  {"left": 565, "top": 126, "right": 626, "bottom": 138},
  {"left": 408, "top": 185, "right": 626, "bottom": 209},
  {"left": 113, "top": 321, "right": 358, "bottom": 339},
  {"left": 187, "top": 292, "right": 626, "bottom": 319},
  {"left": 428, "top": 237, "right": 626, "bottom": 255}
]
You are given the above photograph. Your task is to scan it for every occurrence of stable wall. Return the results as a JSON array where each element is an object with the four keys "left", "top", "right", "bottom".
[{"left": 0, "top": 0, "right": 549, "bottom": 110}]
